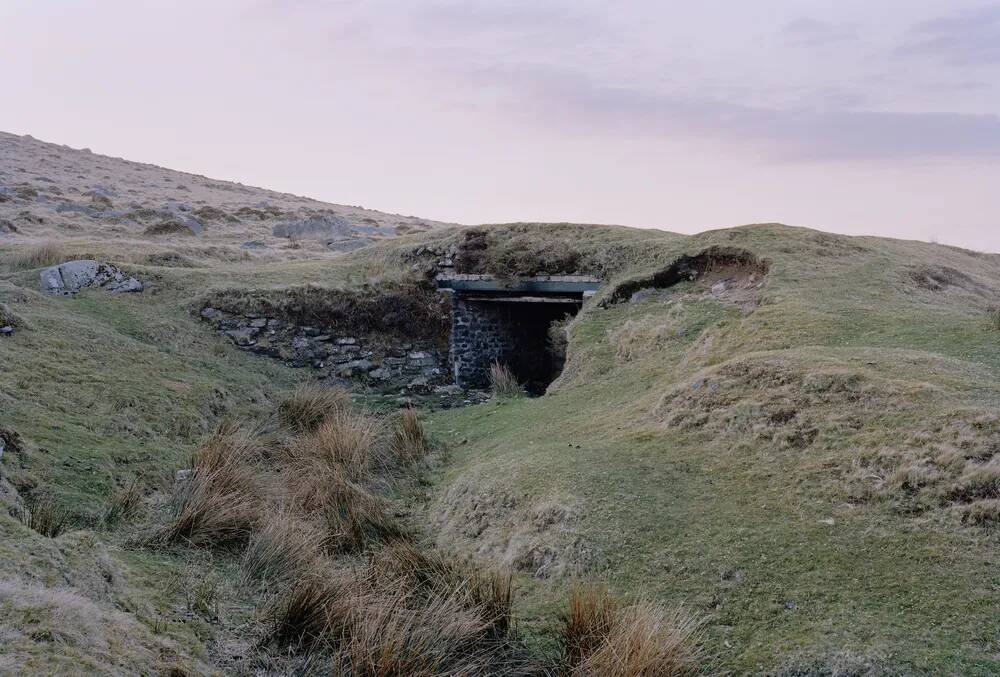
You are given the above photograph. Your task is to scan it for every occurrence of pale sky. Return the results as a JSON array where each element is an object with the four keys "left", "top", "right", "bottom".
[{"left": 3, "top": 1, "right": 1000, "bottom": 251}]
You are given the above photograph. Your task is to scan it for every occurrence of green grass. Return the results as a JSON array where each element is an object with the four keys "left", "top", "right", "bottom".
[
  {"left": 2, "top": 222, "right": 1000, "bottom": 673},
  {"left": 422, "top": 224, "right": 1000, "bottom": 673}
]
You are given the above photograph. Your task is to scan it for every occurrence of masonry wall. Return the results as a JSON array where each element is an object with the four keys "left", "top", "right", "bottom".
[{"left": 450, "top": 297, "right": 575, "bottom": 393}]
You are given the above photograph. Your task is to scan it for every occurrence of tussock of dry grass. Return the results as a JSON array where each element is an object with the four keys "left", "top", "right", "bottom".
[
  {"left": 369, "top": 542, "right": 515, "bottom": 642},
  {"left": 490, "top": 362, "right": 524, "bottom": 400},
  {"left": 9, "top": 241, "right": 67, "bottom": 271},
  {"left": 278, "top": 383, "right": 350, "bottom": 432},
  {"left": 330, "top": 586, "right": 504, "bottom": 676},
  {"left": 240, "top": 509, "right": 324, "bottom": 586},
  {"left": 949, "top": 463, "right": 1000, "bottom": 502},
  {"left": 988, "top": 307, "right": 1000, "bottom": 331},
  {"left": 389, "top": 408, "right": 429, "bottom": 465},
  {"left": 267, "top": 571, "right": 350, "bottom": 650},
  {"left": 960, "top": 499, "right": 1000, "bottom": 526},
  {"left": 286, "top": 408, "right": 383, "bottom": 479},
  {"left": 560, "top": 584, "right": 700, "bottom": 677},
  {"left": 322, "top": 477, "right": 407, "bottom": 552},
  {"left": 160, "top": 426, "right": 264, "bottom": 546},
  {"left": 12, "top": 496, "right": 69, "bottom": 538},
  {"left": 101, "top": 477, "right": 144, "bottom": 527}
]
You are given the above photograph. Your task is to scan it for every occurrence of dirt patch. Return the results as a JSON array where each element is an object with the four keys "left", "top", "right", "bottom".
[
  {"left": 432, "top": 476, "right": 600, "bottom": 578},
  {"left": 906, "top": 265, "right": 994, "bottom": 298},
  {"left": 604, "top": 247, "right": 769, "bottom": 307}
]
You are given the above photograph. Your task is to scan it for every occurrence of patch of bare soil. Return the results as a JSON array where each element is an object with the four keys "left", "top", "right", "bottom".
[
  {"left": 906, "top": 264, "right": 995, "bottom": 298},
  {"left": 432, "top": 476, "right": 601, "bottom": 578},
  {"left": 605, "top": 247, "right": 769, "bottom": 309}
]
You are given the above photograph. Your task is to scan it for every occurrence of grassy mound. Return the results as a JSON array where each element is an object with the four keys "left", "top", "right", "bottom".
[{"left": 2, "top": 220, "right": 999, "bottom": 673}]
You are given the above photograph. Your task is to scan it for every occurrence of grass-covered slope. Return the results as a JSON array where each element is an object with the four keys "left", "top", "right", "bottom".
[
  {"left": 1, "top": 221, "right": 999, "bottom": 673},
  {"left": 425, "top": 224, "right": 1000, "bottom": 673}
]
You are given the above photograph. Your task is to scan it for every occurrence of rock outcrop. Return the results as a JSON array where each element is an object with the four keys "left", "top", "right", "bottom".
[{"left": 39, "top": 260, "right": 143, "bottom": 296}]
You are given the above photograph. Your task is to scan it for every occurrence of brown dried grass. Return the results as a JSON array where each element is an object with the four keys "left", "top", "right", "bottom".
[
  {"left": 160, "top": 426, "right": 265, "bottom": 546},
  {"left": 278, "top": 383, "right": 350, "bottom": 432},
  {"left": 389, "top": 407, "right": 429, "bottom": 465},
  {"left": 489, "top": 362, "right": 524, "bottom": 400},
  {"left": 560, "top": 583, "right": 700, "bottom": 677}
]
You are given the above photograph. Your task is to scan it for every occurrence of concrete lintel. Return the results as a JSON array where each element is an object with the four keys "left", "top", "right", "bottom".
[
  {"left": 437, "top": 274, "right": 601, "bottom": 295},
  {"left": 463, "top": 295, "right": 583, "bottom": 304}
]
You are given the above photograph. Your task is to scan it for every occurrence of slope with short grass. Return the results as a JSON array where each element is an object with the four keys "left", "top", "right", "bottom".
[
  {"left": 424, "top": 224, "right": 1000, "bottom": 673},
  {"left": 2, "top": 215, "right": 999, "bottom": 673}
]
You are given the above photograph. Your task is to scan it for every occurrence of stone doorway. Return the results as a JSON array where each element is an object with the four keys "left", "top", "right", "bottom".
[{"left": 438, "top": 275, "right": 601, "bottom": 394}]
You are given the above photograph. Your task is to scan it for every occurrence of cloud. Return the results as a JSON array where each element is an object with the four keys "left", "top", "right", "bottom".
[
  {"left": 256, "top": 1, "right": 1000, "bottom": 163},
  {"left": 896, "top": 4, "right": 1000, "bottom": 65},
  {"left": 780, "top": 18, "right": 858, "bottom": 47},
  {"left": 492, "top": 63, "right": 1000, "bottom": 162}
]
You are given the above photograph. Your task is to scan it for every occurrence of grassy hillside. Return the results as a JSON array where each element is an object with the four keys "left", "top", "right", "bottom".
[
  {"left": 1, "top": 220, "right": 999, "bottom": 673},
  {"left": 424, "top": 225, "right": 1000, "bottom": 673}
]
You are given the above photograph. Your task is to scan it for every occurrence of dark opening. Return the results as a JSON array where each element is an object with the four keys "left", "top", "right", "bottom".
[
  {"left": 449, "top": 297, "right": 583, "bottom": 395},
  {"left": 496, "top": 301, "right": 577, "bottom": 395}
]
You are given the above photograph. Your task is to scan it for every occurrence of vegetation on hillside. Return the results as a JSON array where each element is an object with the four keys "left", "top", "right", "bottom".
[{"left": 2, "top": 219, "right": 1000, "bottom": 673}]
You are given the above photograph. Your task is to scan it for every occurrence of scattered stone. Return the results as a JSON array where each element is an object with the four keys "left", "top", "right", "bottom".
[
  {"left": 0, "top": 326, "right": 12, "bottom": 336},
  {"left": 249, "top": 318, "right": 267, "bottom": 329},
  {"left": 224, "top": 328, "right": 258, "bottom": 346},
  {"left": 408, "top": 376, "right": 430, "bottom": 390},
  {"left": 369, "top": 367, "right": 392, "bottom": 381},
  {"left": 39, "top": 260, "right": 143, "bottom": 296},
  {"left": 200, "top": 307, "right": 222, "bottom": 320},
  {"left": 327, "top": 237, "right": 374, "bottom": 252},
  {"left": 174, "top": 469, "right": 192, "bottom": 488},
  {"left": 337, "top": 359, "right": 374, "bottom": 377},
  {"left": 273, "top": 214, "right": 352, "bottom": 238},
  {"left": 241, "top": 240, "right": 266, "bottom": 249},
  {"left": 336, "top": 337, "right": 358, "bottom": 345}
]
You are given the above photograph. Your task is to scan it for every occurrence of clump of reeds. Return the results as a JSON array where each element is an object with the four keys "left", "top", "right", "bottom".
[
  {"left": 278, "top": 383, "right": 350, "bottom": 432},
  {"left": 559, "top": 583, "right": 700, "bottom": 676},
  {"left": 489, "top": 362, "right": 524, "bottom": 400}
]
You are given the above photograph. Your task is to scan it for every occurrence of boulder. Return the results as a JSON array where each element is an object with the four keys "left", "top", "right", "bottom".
[
  {"left": 272, "top": 214, "right": 352, "bottom": 239},
  {"left": 39, "top": 260, "right": 143, "bottom": 296},
  {"left": 327, "top": 237, "right": 374, "bottom": 252}
]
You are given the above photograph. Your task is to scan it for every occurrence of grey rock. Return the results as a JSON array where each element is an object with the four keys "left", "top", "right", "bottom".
[
  {"left": 337, "top": 359, "right": 374, "bottom": 377},
  {"left": 0, "top": 326, "right": 13, "bottom": 336},
  {"left": 273, "top": 214, "right": 352, "bottom": 239},
  {"left": 327, "top": 237, "right": 374, "bottom": 252},
  {"left": 249, "top": 318, "right": 268, "bottom": 329},
  {"left": 369, "top": 367, "right": 392, "bottom": 381},
  {"left": 39, "top": 260, "right": 143, "bottom": 296},
  {"left": 200, "top": 307, "right": 222, "bottom": 320},
  {"left": 711, "top": 280, "right": 729, "bottom": 294},
  {"left": 291, "top": 336, "right": 311, "bottom": 350},
  {"left": 336, "top": 337, "right": 358, "bottom": 345},
  {"left": 106, "top": 277, "right": 143, "bottom": 294},
  {"left": 408, "top": 376, "right": 430, "bottom": 390},
  {"left": 174, "top": 469, "right": 193, "bottom": 488},
  {"left": 241, "top": 240, "right": 266, "bottom": 249},
  {"left": 225, "top": 327, "right": 258, "bottom": 346}
]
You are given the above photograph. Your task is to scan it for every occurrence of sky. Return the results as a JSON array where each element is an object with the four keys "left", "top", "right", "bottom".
[{"left": 2, "top": 1, "right": 1000, "bottom": 251}]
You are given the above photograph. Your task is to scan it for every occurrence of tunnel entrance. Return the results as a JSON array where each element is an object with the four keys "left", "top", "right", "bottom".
[{"left": 438, "top": 274, "right": 601, "bottom": 394}]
